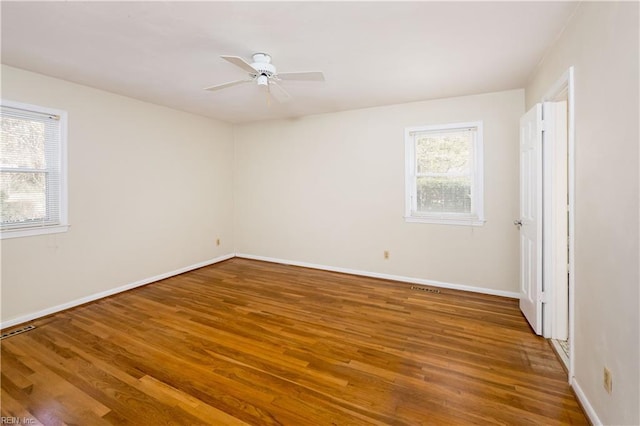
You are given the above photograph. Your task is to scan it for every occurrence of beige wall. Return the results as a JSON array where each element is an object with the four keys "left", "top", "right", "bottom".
[
  {"left": 526, "top": 2, "right": 639, "bottom": 424},
  {"left": 234, "top": 89, "right": 524, "bottom": 293},
  {"left": 3, "top": 5, "right": 637, "bottom": 421},
  {"left": 1, "top": 65, "right": 235, "bottom": 324}
]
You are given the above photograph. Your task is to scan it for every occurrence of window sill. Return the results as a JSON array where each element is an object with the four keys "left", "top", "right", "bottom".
[
  {"left": 1, "top": 224, "right": 70, "bottom": 240},
  {"left": 404, "top": 216, "right": 485, "bottom": 227}
]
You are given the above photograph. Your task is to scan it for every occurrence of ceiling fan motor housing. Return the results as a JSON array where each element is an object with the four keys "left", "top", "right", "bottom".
[{"left": 251, "top": 53, "right": 276, "bottom": 85}]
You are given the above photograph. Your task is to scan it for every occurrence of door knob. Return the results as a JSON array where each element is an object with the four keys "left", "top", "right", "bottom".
[{"left": 514, "top": 219, "right": 523, "bottom": 229}]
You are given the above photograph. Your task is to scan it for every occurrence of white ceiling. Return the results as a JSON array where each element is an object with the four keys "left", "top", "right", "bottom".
[{"left": 1, "top": 1, "right": 578, "bottom": 124}]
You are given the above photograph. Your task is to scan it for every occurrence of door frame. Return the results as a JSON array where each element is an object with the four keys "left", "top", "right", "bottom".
[
  {"left": 540, "top": 67, "right": 575, "bottom": 383},
  {"left": 542, "top": 101, "right": 569, "bottom": 342}
]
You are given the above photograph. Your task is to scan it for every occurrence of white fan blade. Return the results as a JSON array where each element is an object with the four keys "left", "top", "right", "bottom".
[
  {"left": 276, "top": 71, "right": 324, "bottom": 81},
  {"left": 204, "top": 79, "right": 252, "bottom": 91},
  {"left": 269, "top": 80, "right": 292, "bottom": 103},
  {"left": 221, "top": 55, "right": 256, "bottom": 73}
]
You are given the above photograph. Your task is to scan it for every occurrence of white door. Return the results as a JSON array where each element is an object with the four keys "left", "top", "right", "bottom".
[{"left": 518, "top": 104, "right": 543, "bottom": 335}]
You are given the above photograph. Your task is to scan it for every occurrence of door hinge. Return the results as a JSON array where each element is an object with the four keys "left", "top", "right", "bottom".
[{"left": 538, "top": 291, "right": 547, "bottom": 303}]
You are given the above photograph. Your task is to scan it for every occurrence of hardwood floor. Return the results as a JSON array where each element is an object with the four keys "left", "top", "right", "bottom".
[{"left": 1, "top": 258, "right": 588, "bottom": 425}]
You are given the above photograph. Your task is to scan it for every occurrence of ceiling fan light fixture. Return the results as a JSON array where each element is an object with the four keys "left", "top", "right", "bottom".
[{"left": 256, "top": 74, "right": 269, "bottom": 86}]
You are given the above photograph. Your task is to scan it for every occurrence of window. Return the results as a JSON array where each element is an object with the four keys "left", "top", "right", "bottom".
[
  {"left": 1, "top": 100, "right": 68, "bottom": 239},
  {"left": 405, "top": 121, "right": 484, "bottom": 226}
]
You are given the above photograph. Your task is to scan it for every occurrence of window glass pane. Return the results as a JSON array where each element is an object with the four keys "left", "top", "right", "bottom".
[
  {"left": 0, "top": 116, "right": 46, "bottom": 169},
  {"left": 416, "top": 176, "right": 471, "bottom": 213},
  {"left": 0, "top": 172, "right": 46, "bottom": 224},
  {"left": 416, "top": 131, "right": 471, "bottom": 174}
]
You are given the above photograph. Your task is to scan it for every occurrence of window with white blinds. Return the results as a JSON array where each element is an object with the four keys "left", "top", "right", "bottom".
[
  {"left": 1, "top": 100, "right": 68, "bottom": 238},
  {"left": 404, "top": 121, "right": 484, "bottom": 226}
]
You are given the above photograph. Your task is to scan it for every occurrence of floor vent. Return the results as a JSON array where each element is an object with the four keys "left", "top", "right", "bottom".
[
  {"left": 410, "top": 286, "right": 441, "bottom": 294},
  {"left": 1, "top": 324, "right": 36, "bottom": 340}
]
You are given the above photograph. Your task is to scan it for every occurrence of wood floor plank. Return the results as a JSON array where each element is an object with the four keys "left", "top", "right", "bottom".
[
  {"left": 0, "top": 387, "right": 46, "bottom": 426},
  {"left": 1, "top": 258, "right": 588, "bottom": 424}
]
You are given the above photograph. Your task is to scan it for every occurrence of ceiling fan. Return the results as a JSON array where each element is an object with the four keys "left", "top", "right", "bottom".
[{"left": 204, "top": 53, "right": 324, "bottom": 102}]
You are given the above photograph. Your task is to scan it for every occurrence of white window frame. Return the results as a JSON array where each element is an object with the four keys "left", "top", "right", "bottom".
[
  {"left": 1, "top": 99, "right": 69, "bottom": 239},
  {"left": 404, "top": 121, "right": 484, "bottom": 226}
]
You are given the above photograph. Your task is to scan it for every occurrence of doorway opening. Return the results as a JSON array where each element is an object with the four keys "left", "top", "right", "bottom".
[
  {"left": 542, "top": 68, "right": 575, "bottom": 379},
  {"left": 518, "top": 67, "right": 575, "bottom": 380}
]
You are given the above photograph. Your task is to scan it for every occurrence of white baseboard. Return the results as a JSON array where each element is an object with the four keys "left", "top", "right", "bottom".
[
  {"left": 0, "top": 253, "right": 235, "bottom": 330},
  {"left": 0, "top": 251, "right": 603, "bottom": 424},
  {"left": 2, "top": 252, "right": 518, "bottom": 329},
  {"left": 571, "top": 378, "right": 602, "bottom": 426},
  {"left": 235, "top": 253, "right": 519, "bottom": 299}
]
